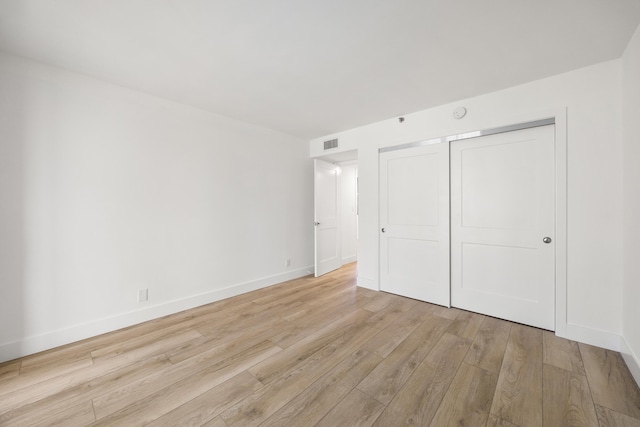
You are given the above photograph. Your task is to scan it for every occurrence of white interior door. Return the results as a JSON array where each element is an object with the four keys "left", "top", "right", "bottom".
[
  {"left": 314, "top": 159, "right": 341, "bottom": 277},
  {"left": 450, "top": 125, "right": 555, "bottom": 330},
  {"left": 379, "top": 142, "right": 450, "bottom": 306}
]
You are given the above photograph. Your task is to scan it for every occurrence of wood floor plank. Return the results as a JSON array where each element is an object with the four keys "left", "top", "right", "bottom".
[
  {"left": 0, "top": 354, "right": 94, "bottom": 408},
  {"left": 91, "top": 329, "right": 202, "bottom": 365},
  {"left": 225, "top": 275, "right": 316, "bottom": 307},
  {"left": 361, "top": 302, "right": 433, "bottom": 358},
  {"left": 281, "top": 284, "right": 361, "bottom": 317},
  {"left": 302, "top": 284, "right": 361, "bottom": 308},
  {"left": 446, "top": 309, "right": 486, "bottom": 340},
  {"left": 357, "top": 314, "right": 453, "bottom": 405},
  {"left": 372, "top": 333, "right": 471, "bottom": 427},
  {"left": 20, "top": 350, "right": 93, "bottom": 376},
  {"left": 250, "top": 281, "right": 321, "bottom": 306},
  {"left": 0, "top": 354, "right": 171, "bottom": 425},
  {"left": 315, "top": 388, "right": 385, "bottom": 427},
  {"left": 464, "top": 316, "right": 511, "bottom": 375},
  {"left": 14, "top": 355, "right": 95, "bottom": 391},
  {"left": 221, "top": 323, "right": 380, "bottom": 427},
  {"left": 543, "top": 330, "right": 586, "bottom": 375},
  {"left": 361, "top": 291, "right": 399, "bottom": 312},
  {"left": 542, "top": 363, "right": 599, "bottom": 426},
  {"left": 485, "top": 414, "right": 519, "bottom": 427},
  {"left": 596, "top": 404, "right": 640, "bottom": 427},
  {"left": 364, "top": 296, "right": 419, "bottom": 330},
  {"left": 251, "top": 275, "right": 340, "bottom": 308},
  {"left": 248, "top": 308, "right": 372, "bottom": 385},
  {"left": 193, "top": 302, "right": 292, "bottom": 337},
  {"left": 490, "top": 324, "right": 543, "bottom": 427},
  {"left": 2, "top": 400, "right": 96, "bottom": 427},
  {"left": 281, "top": 286, "right": 357, "bottom": 323},
  {"left": 202, "top": 417, "right": 230, "bottom": 427},
  {"left": 429, "top": 362, "right": 498, "bottom": 427},
  {"left": 0, "top": 360, "right": 21, "bottom": 383},
  {"left": 168, "top": 316, "right": 292, "bottom": 364},
  {"left": 144, "top": 371, "right": 263, "bottom": 427},
  {"left": 90, "top": 343, "right": 281, "bottom": 425},
  {"left": 358, "top": 291, "right": 378, "bottom": 299},
  {"left": 0, "top": 351, "right": 166, "bottom": 416},
  {"left": 260, "top": 349, "right": 382, "bottom": 427},
  {"left": 269, "top": 295, "right": 372, "bottom": 349},
  {"left": 579, "top": 343, "right": 640, "bottom": 419},
  {"left": 432, "top": 305, "right": 460, "bottom": 320},
  {"left": 260, "top": 320, "right": 311, "bottom": 350},
  {"left": 91, "top": 340, "right": 280, "bottom": 420}
]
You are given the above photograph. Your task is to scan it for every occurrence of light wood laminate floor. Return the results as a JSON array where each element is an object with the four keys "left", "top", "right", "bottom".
[{"left": 1, "top": 263, "right": 639, "bottom": 426}]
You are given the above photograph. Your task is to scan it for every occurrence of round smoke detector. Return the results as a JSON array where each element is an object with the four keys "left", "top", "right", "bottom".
[{"left": 453, "top": 106, "right": 467, "bottom": 119}]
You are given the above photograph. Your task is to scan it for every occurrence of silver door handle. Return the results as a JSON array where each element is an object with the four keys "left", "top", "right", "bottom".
[
  {"left": 543, "top": 237, "right": 552, "bottom": 244},
  {"left": 381, "top": 228, "right": 386, "bottom": 233}
]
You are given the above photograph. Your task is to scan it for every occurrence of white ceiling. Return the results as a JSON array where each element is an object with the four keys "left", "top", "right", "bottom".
[{"left": 1, "top": 0, "right": 639, "bottom": 139}]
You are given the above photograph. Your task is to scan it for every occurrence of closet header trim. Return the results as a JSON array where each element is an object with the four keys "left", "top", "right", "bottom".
[{"left": 379, "top": 117, "right": 555, "bottom": 153}]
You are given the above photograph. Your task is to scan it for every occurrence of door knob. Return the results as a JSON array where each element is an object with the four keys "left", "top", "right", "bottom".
[
  {"left": 543, "top": 237, "right": 552, "bottom": 244},
  {"left": 314, "top": 222, "right": 320, "bottom": 226},
  {"left": 381, "top": 228, "right": 386, "bottom": 233}
]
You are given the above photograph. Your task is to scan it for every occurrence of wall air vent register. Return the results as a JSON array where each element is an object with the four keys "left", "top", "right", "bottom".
[{"left": 323, "top": 138, "right": 338, "bottom": 150}]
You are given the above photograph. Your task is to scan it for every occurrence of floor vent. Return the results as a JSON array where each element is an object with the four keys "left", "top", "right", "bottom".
[{"left": 324, "top": 138, "right": 338, "bottom": 150}]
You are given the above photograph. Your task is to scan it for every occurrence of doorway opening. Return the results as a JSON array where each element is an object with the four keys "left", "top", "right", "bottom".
[{"left": 313, "top": 149, "right": 358, "bottom": 277}]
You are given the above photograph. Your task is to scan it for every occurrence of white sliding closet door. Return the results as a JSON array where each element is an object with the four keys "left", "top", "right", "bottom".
[
  {"left": 379, "top": 142, "right": 450, "bottom": 306},
  {"left": 450, "top": 125, "right": 555, "bottom": 330}
]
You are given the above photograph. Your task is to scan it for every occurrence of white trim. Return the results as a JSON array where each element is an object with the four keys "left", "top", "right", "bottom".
[
  {"left": 337, "top": 159, "right": 358, "bottom": 166},
  {"left": 553, "top": 108, "right": 569, "bottom": 337},
  {"left": 621, "top": 337, "right": 640, "bottom": 388},
  {"left": 0, "top": 266, "right": 313, "bottom": 363},
  {"left": 378, "top": 117, "right": 557, "bottom": 154},
  {"left": 342, "top": 255, "right": 357, "bottom": 265},
  {"left": 446, "top": 117, "right": 555, "bottom": 142},
  {"left": 379, "top": 137, "right": 443, "bottom": 153},
  {"left": 557, "top": 323, "right": 622, "bottom": 351}
]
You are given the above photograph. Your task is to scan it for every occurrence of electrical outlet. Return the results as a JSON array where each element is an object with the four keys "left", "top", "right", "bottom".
[
  {"left": 286, "top": 258, "right": 291, "bottom": 267},
  {"left": 138, "top": 288, "right": 148, "bottom": 303}
]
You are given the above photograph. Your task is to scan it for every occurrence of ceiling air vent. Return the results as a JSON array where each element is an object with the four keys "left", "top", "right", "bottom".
[{"left": 323, "top": 138, "right": 338, "bottom": 150}]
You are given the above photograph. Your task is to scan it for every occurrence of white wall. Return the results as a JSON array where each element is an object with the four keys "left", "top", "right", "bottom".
[
  {"left": 311, "top": 59, "right": 624, "bottom": 350},
  {"left": 339, "top": 163, "right": 358, "bottom": 264},
  {"left": 0, "top": 52, "right": 314, "bottom": 362},
  {"left": 622, "top": 24, "right": 640, "bottom": 385}
]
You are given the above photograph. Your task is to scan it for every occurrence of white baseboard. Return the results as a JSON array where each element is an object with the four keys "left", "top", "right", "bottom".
[
  {"left": 0, "top": 266, "right": 313, "bottom": 363},
  {"left": 356, "top": 275, "right": 378, "bottom": 291},
  {"left": 621, "top": 337, "right": 640, "bottom": 389},
  {"left": 341, "top": 255, "right": 357, "bottom": 265},
  {"left": 556, "top": 323, "right": 622, "bottom": 352},
  {"left": 548, "top": 324, "right": 640, "bottom": 389}
]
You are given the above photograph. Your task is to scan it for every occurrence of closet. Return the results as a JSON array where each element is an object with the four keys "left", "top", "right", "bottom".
[{"left": 379, "top": 122, "right": 556, "bottom": 330}]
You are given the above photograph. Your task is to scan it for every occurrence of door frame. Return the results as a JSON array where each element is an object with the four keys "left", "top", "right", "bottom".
[
  {"left": 313, "top": 150, "right": 360, "bottom": 277},
  {"left": 376, "top": 108, "right": 568, "bottom": 336}
]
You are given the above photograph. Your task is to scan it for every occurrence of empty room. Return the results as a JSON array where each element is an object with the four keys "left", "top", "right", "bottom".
[{"left": 1, "top": 0, "right": 640, "bottom": 426}]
